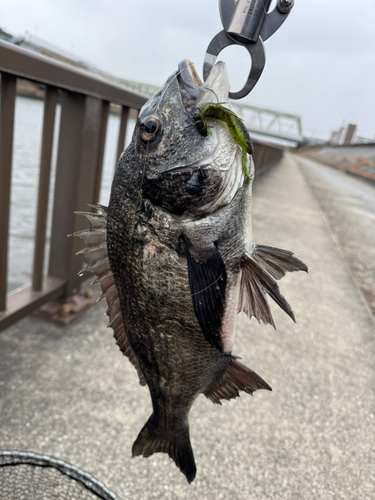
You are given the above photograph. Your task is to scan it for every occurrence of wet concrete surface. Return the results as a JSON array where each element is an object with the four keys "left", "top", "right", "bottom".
[{"left": 1, "top": 154, "right": 374, "bottom": 499}]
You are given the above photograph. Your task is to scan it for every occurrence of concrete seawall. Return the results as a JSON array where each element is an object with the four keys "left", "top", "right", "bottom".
[{"left": 298, "top": 144, "right": 375, "bottom": 181}]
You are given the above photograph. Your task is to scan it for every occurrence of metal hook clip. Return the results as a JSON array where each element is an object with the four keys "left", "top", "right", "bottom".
[{"left": 203, "top": 0, "right": 294, "bottom": 99}]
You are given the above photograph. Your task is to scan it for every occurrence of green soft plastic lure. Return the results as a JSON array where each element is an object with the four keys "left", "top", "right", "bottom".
[{"left": 193, "top": 103, "right": 254, "bottom": 181}]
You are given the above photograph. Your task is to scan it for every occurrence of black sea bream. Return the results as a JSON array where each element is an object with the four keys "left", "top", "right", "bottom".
[{"left": 75, "top": 59, "right": 307, "bottom": 483}]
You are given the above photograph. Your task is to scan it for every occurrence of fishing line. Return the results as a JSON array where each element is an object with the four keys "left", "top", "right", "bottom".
[
  {"left": 191, "top": 271, "right": 224, "bottom": 297},
  {"left": 136, "top": 135, "right": 151, "bottom": 210},
  {"left": 133, "top": 65, "right": 195, "bottom": 216},
  {"left": 203, "top": 86, "right": 220, "bottom": 104},
  {"left": 134, "top": 54, "right": 249, "bottom": 295},
  {"left": 154, "top": 51, "right": 251, "bottom": 116},
  {"left": 134, "top": 66, "right": 187, "bottom": 215},
  {"left": 142, "top": 64, "right": 223, "bottom": 296}
]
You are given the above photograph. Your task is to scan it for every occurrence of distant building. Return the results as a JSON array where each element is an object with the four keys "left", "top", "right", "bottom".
[
  {"left": 343, "top": 124, "right": 357, "bottom": 145},
  {"left": 330, "top": 123, "right": 373, "bottom": 145}
]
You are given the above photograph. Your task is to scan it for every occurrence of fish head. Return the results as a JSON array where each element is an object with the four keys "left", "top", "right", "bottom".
[{"left": 120, "top": 59, "right": 252, "bottom": 217}]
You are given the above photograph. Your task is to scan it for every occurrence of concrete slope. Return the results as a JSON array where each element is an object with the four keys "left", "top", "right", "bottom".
[
  {"left": 0, "top": 154, "right": 374, "bottom": 499},
  {"left": 296, "top": 154, "right": 375, "bottom": 315}
]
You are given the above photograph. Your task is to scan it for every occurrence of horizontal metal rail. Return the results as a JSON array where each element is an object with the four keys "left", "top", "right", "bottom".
[
  {"left": 0, "top": 40, "right": 147, "bottom": 108},
  {"left": 0, "top": 277, "right": 66, "bottom": 331}
]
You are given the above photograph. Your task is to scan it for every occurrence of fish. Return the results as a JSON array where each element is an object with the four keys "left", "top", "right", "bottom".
[{"left": 74, "top": 59, "right": 307, "bottom": 483}]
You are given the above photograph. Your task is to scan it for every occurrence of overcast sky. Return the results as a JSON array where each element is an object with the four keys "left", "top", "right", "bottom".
[{"left": 1, "top": 0, "right": 374, "bottom": 139}]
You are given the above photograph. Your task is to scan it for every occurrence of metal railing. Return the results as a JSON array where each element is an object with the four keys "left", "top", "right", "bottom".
[
  {"left": 0, "top": 39, "right": 284, "bottom": 332},
  {"left": 0, "top": 39, "right": 147, "bottom": 331}
]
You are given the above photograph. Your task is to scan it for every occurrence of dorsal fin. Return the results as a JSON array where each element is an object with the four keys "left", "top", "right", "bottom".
[{"left": 72, "top": 205, "right": 146, "bottom": 386}]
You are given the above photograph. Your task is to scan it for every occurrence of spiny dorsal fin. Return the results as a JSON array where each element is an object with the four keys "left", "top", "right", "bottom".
[
  {"left": 74, "top": 211, "right": 107, "bottom": 229},
  {"left": 252, "top": 244, "right": 308, "bottom": 280},
  {"left": 73, "top": 204, "right": 146, "bottom": 386},
  {"left": 205, "top": 356, "right": 271, "bottom": 404},
  {"left": 239, "top": 252, "right": 295, "bottom": 327}
]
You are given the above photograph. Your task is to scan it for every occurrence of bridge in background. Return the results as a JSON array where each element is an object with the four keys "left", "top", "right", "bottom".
[
  {"left": 231, "top": 102, "right": 303, "bottom": 145},
  {"left": 106, "top": 78, "right": 303, "bottom": 145},
  {"left": 99, "top": 75, "right": 303, "bottom": 145},
  {"left": 0, "top": 28, "right": 304, "bottom": 146}
]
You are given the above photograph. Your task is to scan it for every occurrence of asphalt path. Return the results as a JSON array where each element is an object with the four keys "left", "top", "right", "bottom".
[{"left": 0, "top": 154, "right": 374, "bottom": 499}]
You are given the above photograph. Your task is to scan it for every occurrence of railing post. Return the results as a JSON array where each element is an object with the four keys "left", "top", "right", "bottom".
[
  {"left": 252, "top": 142, "right": 260, "bottom": 166},
  {"left": 48, "top": 91, "right": 108, "bottom": 298},
  {"left": 115, "top": 106, "right": 129, "bottom": 170},
  {"left": 32, "top": 85, "right": 58, "bottom": 292},
  {"left": 92, "top": 100, "right": 109, "bottom": 205},
  {"left": 0, "top": 73, "right": 16, "bottom": 312}
]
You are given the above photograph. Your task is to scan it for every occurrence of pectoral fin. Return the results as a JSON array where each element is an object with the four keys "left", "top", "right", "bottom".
[
  {"left": 181, "top": 236, "right": 226, "bottom": 351},
  {"left": 252, "top": 244, "right": 308, "bottom": 280},
  {"left": 239, "top": 252, "right": 295, "bottom": 327}
]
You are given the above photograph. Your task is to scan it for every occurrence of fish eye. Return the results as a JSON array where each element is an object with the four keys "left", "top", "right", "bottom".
[{"left": 140, "top": 116, "right": 162, "bottom": 142}]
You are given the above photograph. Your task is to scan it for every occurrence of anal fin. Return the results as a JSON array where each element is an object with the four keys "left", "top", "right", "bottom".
[
  {"left": 239, "top": 252, "right": 295, "bottom": 327},
  {"left": 205, "top": 356, "right": 271, "bottom": 404}
]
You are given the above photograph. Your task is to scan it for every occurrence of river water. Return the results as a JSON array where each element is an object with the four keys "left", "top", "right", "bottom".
[{"left": 7, "top": 96, "right": 136, "bottom": 293}]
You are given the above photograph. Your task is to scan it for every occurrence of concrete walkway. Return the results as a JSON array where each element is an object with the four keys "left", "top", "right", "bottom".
[{"left": 1, "top": 154, "right": 374, "bottom": 500}]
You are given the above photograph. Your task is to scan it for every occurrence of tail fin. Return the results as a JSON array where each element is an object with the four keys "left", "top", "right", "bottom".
[
  {"left": 205, "top": 355, "right": 271, "bottom": 404},
  {"left": 132, "top": 415, "right": 196, "bottom": 483}
]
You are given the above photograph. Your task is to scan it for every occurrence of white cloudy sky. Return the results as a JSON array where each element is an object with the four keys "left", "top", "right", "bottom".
[{"left": 1, "top": 0, "right": 374, "bottom": 139}]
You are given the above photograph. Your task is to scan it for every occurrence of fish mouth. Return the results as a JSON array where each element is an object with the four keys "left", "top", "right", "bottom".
[
  {"left": 177, "top": 59, "right": 230, "bottom": 108},
  {"left": 179, "top": 60, "right": 203, "bottom": 88}
]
